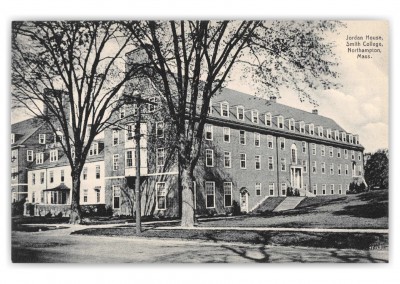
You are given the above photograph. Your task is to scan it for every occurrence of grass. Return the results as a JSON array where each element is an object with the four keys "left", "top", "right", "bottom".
[{"left": 72, "top": 226, "right": 388, "bottom": 250}]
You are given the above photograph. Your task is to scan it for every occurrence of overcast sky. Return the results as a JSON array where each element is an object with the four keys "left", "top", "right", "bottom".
[{"left": 229, "top": 20, "right": 388, "bottom": 153}]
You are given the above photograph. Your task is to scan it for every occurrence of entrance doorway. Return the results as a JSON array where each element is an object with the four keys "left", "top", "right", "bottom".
[
  {"left": 290, "top": 167, "right": 303, "bottom": 189},
  {"left": 239, "top": 187, "right": 249, "bottom": 213}
]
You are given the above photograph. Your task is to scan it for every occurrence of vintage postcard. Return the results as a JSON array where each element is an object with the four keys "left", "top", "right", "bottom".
[{"left": 11, "top": 20, "right": 388, "bottom": 263}]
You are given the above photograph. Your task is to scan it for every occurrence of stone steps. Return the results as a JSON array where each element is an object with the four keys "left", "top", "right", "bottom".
[{"left": 273, "top": 197, "right": 305, "bottom": 212}]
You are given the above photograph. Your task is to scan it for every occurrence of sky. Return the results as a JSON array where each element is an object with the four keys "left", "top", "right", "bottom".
[
  {"left": 229, "top": 20, "right": 389, "bottom": 153},
  {"left": 11, "top": 20, "right": 388, "bottom": 153}
]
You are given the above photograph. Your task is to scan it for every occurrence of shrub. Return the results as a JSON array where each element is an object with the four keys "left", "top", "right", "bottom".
[
  {"left": 348, "top": 181, "right": 367, "bottom": 194},
  {"left": 11, "top": 198, "right": 26, "bottom": 216}
]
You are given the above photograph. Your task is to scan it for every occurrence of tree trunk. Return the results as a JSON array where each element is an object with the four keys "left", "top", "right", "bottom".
[
  {"left": 69, "top": 171, "right": 82, "bottom": 224},
  {"left": 179, "top": 162, "right": 195, "bottom": 227}
]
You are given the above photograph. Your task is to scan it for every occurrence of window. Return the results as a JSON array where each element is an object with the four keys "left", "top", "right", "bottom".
[
  {"left": 39, "top": 134, "right": 46, "bottom": 144},
  {"left": 344, "top": 149, "right": 348, "bottom": 159},
  {"left": 321, "top": 162, "right": 326, "bottom": 174},
  {"left": 83, "top": 167, "right": 88, "bottom": 180},
  {"left": 27, "top": 150, "right": 33, "bottom": 162},
  {"left": 113, "top": 130, "right": 119, "bottom": 145},
  {"left": 96, "top": 165, "right": 101, "bottom": 179},
  {"left": 309, "top": 124, "right": 314, "bottom": 135},
  {"left": 49, "top": 171, "right": 54, "bottom": 183},
  {"left": 269, "top": 183, "right": 275, "bottom": 196},
  {"left": 221, "top": 102, "right": 229, "bottom": 117},
  {"left": 237, "top": 106, "right": 244, "bottom": 120},
  {"left": 358, "top": 153, "right": 362, "bottom": 161},
  {"left": 239, "top": 130, "right": 246, "bottom": 145},
  {"left": 311, "top": 143, "right": 316, "bottom": 155},
  {"left": 267, "top": 135, "right": 273, "bottom": 149},
  {"left": 254, "top": 133, "right": 260, "bottom": 147},
  {"left": 205, "top": 149, "right": 214, "bottom": 167},
  {"left": 205, "top": 124, "right": 213, "bottom": 140},
  {"left": 338, "top": 164, "right": 342, "bottom": 175},
  {"left": 252, "top": 110, "right": 259, "bottom": 123},
  {"left": 265, "top": 113, "right": 272, "bottom": 126},
  {"left": 32, "top": 173, "right": 36, "bottom": 185},
  {"left": 50, "top": 149, "right": 58, "bottom": 162},
  {"left": 345, "top": 164, "right": 349, "bottom": 176},
  {"left": 55, "top": 132, "right": 64, "bottom": 143},
  {"left": 318, "top": 126, "right": 323, "bottom": 137},
  {"left": 113, "top": 154, "right": 119, "bottom": 171},
  {"left": 321, "top": 145, "right": 325, "bottom": 156},
  {"left": 61, "top": 170, "right": 65, "bottom": 182},
  {"left": 346, "top": 184, "right": 350, "bottom": 192},
  {"left": 11, "top": 167, "right": 17, "bottom": 180},
  {"left": 329, "top": 147, "right": 334, "bottom": 157},
  {"left": 322, "top": 184, "right": 326, "bottom": 195},
  {"left": 277, "top": 116, "right": 284, "bottom": 129},
  {"left": 96, "top": 188, "right": 101, "bottom": 203},
  {"left": 302, "top": 141, "right": 307, "bottom": 153},
  {"left": 36, "top": 152, "right": 44, "bottom": 164},
  {"left": 281, "top": 158, "right": 286, "bottom": 171},
  {"left": 32, "top": 192, "right": 36, "bottom": 203},
  {"left": 349, "top": 134, "right": 354, "bottom": 144},
  {"left": 255, "top": 155, "right": 261, "bottom": 170},
  {"left": 337, "top": 148, "right": 341, "bottom": 158},
  {"left": 224, "top": 182, "right": 233, "bottom": 207},
  {"left": 40, "top": 172, "right": 45, "bottom": 184},
  {"left": 330, "top": 184, "right": 335, "bottom": 195},
  {"left": 119, "top": 105, "right": 125, "bottom": 119},
  {"left": 11, "top": 133, "right": 15, "bottom": 144},
  {"left": 240, "top": 153, "right": 246, "bottom": 169},
  {"left": 289, "top": 119, "right": 295, "bottom": 131},
  {"left": 156, "top": 183, "right": 167, "bottom": 210},
  {"left": 83, "top": 189, "right": 88, "bottom": 203},
  {"left": 281, "top": 183, "right": 287, "bottom": 196},
  {"left": 351, "top": 150, "right": 355, "bottom": 160},
  {"left": 89, "top": 143, "right": 99, "bottom": 156},
  {"left": 342, "top": 132, "right": 346, "bottom": 142},
  {"left": 338, "top": 185, "right": 343, "bottom": 195},
  {"left": 299, "top": 121, "right": 305, "bottom": 133},
  {"left": 223, "top": 127, "right": 230, "bottom": 143},
  {"left": 334, "top": 130, "right": 339, "bottom": 141},
  {"left": 327, "top": 129, "right": 332, "bottom": 139},
  {"left": 330, "top": 163, "right": 334, "bottom": 175},
  {"left": 157, "top": 148, "right": 165, "bottom": 166},
  {"left": 280, "top": 138, "right": 285, "bottom": 150},
  {"left": 313, "top": 184, "right": 317, "bottom": 195},
  {"left": 224, "top": 152, "right": 231, "bottom": 168},
  {"left": 126, "top": 124, "right": 134, "bottom": 141},
  {"left": 126, "top": 150, "right": 133, "bottom": 168},
  {"left": 11, "top": 150, "right": 17, "bottom": 162},
  {"left": 205, "top": 182, "right": 215, "bottom": 208},
  {"left": 113, "top": 186, "right": 120, "bottom": 209},
  {"left": 148, "top": 97, "right": 157, "bottom": 113},
  {"left": 312, "top": 161, "right": 317, "bottom": 173},
  {"left": 358, "top": 165, "right": 363, "bottom": 176},
  {"left": 291, "top": 144, "right": 298, "bottom": 164},
  {"left": 255, "top": 183, "right": 261, "bottom": 196},
  {"left": 268, "top": 156, "right": 274, "bottom": 171},
  {"left": 302, "top": 160, "right": 308, "bottom": 173}
]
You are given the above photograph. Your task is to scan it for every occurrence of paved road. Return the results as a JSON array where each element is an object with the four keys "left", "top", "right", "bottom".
[{"left": 11, "top": 225, "right": 388, "bottom": 263}]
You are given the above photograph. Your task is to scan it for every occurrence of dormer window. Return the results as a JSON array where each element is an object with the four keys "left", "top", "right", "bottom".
[
  {"left": 89, "top": 142, "right": 99, "bottom": 156},
  {"left": 251, "top": 110, "right": 259, "bottom": 124},
  {"left": 342, "top": 132, "right": 346, "bottom": 142},
  {"left": 39, "top": 134, "right": 46, "bottom": 144},
  {"left": 54, "top": 130, "right": 64, "bottom": 144},
  {"left": 327, "top": 129, "right": 332, "bottom": 139},
  {"left": 354, "top": 135, "right": 359, "bottom": 144},
  {"left": 334, "top": 130, "right": 339, "bottom": 141},
  {"left": 221, "top": 102, "right": 229, "bottom": 117},
  {"left": 318, "top": 126, "right": 323, "bottom": 137},
  {"left": 265, "top": 113, "right": 272, "bottom": 126},
  {"left": 277, "top": 116, "right": 284, "bottom": 129},
  {"left": 237, "top": 106, "right": 244, "bottom": 120},
  {"left": 309, "top": 124, "right": 314, "bottom": 135},
  {"left": 289, "top": 119, "right": 295, "bottom": 131},
  {"left": 299, "top": 121, "right": 305, "bottom": 133},
  {"left": 50, "top": 149, "right": 58, "bottom": 162},
  {"left": 11, "top": 133, "right": 15, "bottom": 144},
  {"left": 349, "top": 134, "right": 354, "bottom": 144}
]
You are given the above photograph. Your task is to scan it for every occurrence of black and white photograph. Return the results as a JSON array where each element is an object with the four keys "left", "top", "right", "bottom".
[{"left": 9, "top": 19, "right": 389, "bottom": 264}]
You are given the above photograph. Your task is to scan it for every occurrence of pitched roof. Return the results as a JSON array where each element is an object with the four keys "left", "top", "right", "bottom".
[{"left": 11, "top": 117, "right": 45, "bottom": 146}]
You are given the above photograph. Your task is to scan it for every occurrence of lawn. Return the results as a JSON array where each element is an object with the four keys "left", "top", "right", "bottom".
[{"left": 199, "top": 190, "right": 388, "bottom": 229}]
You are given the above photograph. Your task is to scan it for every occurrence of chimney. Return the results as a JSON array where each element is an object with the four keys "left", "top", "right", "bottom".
[
  {"left": 270, "top": 96, "right": 277, "bottom": 103},
  {"left": 312, "top": 109, "right": 318, "bottom": 115}
]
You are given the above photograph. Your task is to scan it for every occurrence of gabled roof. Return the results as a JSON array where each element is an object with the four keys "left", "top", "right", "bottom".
[{"left": 11, "top": 117, "right": 45, "bottom": 146}]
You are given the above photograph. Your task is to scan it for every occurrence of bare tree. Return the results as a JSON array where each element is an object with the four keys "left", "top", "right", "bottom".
[
  {"left": 11, "top": 21, "right": 145, "bottom": 224},
  {"left": 124, "top": 20, "right": 341, "bottom": 227}
]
